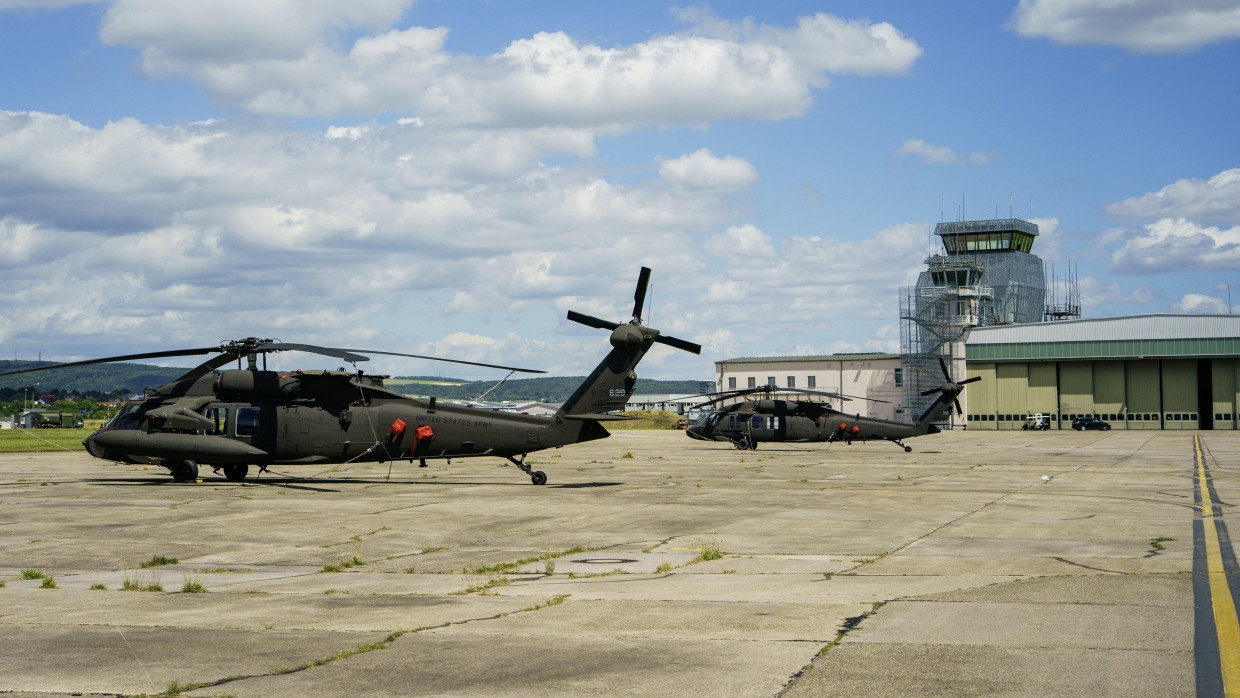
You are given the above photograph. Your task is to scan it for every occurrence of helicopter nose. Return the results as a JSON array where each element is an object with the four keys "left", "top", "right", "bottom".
[{"left": 82, "top": 431, "right": 105, "bottom": 459}]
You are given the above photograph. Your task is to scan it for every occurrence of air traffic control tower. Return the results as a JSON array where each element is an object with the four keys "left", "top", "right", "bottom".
[{"left": 899, "top": 218, "right": 1049, "bottom": 426}]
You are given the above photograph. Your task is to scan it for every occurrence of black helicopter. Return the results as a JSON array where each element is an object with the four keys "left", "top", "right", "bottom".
[
  {"left": 0, "top": 267, "right": 700, "bottom": 485},
  {"left": 686, "top": 358, "right": 980, "bottom": 451}
]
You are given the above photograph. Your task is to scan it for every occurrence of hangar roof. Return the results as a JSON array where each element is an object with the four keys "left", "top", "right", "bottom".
[{"left": 966, "top": 314, "right": 1240, "bottom": 362}]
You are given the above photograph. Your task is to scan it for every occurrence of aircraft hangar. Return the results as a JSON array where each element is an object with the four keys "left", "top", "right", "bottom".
[{"left": 963, "top": 314, "right": 1240, "bottom": 430}]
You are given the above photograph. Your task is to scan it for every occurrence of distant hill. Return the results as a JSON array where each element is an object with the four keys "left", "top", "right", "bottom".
[
  {"left": 0, "top": 360, "right": 183, "bottom": 395},
  {"left": 0, "top": 361, "right": 705, "bottom": 402}
]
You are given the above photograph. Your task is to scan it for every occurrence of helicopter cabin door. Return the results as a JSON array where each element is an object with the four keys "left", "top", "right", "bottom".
[
  {"left": 745, "top": 414, "right": 783, "bottom": 443},
  {"left": 232, "top": 403, "right": 274, "bottom": 455}
]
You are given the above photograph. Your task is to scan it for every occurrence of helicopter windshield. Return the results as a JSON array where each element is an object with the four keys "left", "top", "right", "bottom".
[{"left": 106, "top": 403, "right": 143, "bottom": 431}]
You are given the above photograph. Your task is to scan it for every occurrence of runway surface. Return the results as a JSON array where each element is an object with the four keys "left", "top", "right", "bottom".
[{"left": 0, "top": 429, "right": 1231, "bottom": 696}]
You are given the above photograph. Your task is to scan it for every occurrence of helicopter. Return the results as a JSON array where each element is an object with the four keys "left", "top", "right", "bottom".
[
  {"left": 0, "top": 267, "right": 700, "bottom": 485},
  {"left": 685, "top": 358, "right": 980, "bottom": 452}
]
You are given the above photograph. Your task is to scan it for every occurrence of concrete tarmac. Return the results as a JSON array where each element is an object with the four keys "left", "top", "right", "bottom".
[{"left": 0, "top": 429, "right": 1228, "bottom": 696}]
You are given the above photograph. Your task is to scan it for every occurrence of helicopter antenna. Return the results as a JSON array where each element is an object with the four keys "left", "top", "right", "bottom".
[{"left": 473, "top": 370, "right": 517, "bottom": 402}]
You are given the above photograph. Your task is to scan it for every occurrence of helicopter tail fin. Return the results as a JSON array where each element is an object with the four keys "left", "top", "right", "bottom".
[
  {"left": 558, "top": 326, "right": 654, "bottom": 418},
  {"left": 558, "top": 267, "right": 701, "bottom": 420}
]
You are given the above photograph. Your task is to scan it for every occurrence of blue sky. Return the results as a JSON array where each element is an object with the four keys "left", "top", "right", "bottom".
[{"left": 1, "top": 0, "right": 1238, "bottom": 380}]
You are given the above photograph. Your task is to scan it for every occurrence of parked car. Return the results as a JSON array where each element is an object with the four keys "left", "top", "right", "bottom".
[{"left": 1072, "top": 416, "right": 1111, "bottom": 431}]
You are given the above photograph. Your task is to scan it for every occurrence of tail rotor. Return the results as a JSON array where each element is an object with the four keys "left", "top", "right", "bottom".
[{"left": 918, "top": 357, "right": 981, "bottom": 419}]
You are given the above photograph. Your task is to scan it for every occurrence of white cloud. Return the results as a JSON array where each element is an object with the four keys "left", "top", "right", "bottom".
[
  {"left": 0, "top": 110, "right": 743, "bottom": 375},
  {"left": 1109, "top": 218, "right": 1240, "bottom": 273},
  {"left": 1106, "top": 168, "right": 1240, "bottom": 226},
  {"left": 896, "top": 139, "right": 958, "bottom": 165},
  {"left": 1172, "top": 293, "right": 1228, "bottom": 313},
  {"left": 659, "top": 149, "right": 757, "bottom": 192},
  {"left": 1078, "top": 276, "right": 1154, "bottom": 309},
  {"left": 706, "top": 224, "right": 776, "bottom": 260},
  {"left": 98, "top": 6, "right": 921, "bottom": 124},
  {"left": 895, "top": 138, "right": 995, "bottom": 166},
  {"left": 100, "top": 0, "right": 411, "bottom": 63},
  {"left": 1009, "top": 0, "right": 1240, "bottom": 53}
]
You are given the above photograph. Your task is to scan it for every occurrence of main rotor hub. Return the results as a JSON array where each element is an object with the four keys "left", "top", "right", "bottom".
[{"left": 610, "top": 323, "right": 647, "bottom": 348}]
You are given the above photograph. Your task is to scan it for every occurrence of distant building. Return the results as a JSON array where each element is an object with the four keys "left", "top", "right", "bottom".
[
  {"left": 900, "top": 218, "right": 1068, "bottom": 426},
  {"left": 964, "top": 314, "right": 1240, "bottom": 430}
]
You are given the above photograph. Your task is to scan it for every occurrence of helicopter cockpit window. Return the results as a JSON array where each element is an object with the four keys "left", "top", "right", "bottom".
[
  {"left": 236, "top": 407, "right": 261, "bottom": 437},
  {"left": 108, "top": 403, "right": 142, "bottom": 431},
  {"left": 751, "top": 415, "right": 764, "bottom": 429},
  {"left": 205, "top": 406, "right": 228, "bottom": 435}
]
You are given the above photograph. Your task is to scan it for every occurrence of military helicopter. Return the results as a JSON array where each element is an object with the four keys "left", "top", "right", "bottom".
[
  {"left": 0, "top": 267, "right": 700, "bottom": 485},
  {"left": 685, "top": 358, "right": 980, "bottom": 452}
]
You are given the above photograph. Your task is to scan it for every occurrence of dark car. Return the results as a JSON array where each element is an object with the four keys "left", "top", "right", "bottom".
[{"left": 1072, "top": 416, "right": 1111, "bottom": 431}]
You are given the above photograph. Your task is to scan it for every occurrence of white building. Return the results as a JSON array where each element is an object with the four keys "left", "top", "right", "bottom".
[{"left": 714, "top": 353, "right": 904, "bottom": 421}]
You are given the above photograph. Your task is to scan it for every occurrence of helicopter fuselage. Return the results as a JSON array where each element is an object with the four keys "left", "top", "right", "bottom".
[
  {"left": 84, "top": 369, "right": 608, "bottom": 482},
  {"left": 685, "top": 399, "right": 938, "bottom": 450}
]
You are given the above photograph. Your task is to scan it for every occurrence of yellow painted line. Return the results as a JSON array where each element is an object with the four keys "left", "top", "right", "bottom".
[{"left": 1197, "top": 434, "right": 1240, "bottom": 694}]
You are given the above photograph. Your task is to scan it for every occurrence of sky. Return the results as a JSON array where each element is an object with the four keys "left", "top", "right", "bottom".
[{"left": 1, "top": 0, "right": 1238, "bottom": 382}]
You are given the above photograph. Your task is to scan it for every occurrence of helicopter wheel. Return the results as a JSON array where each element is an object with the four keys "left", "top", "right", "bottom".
[
  {"left": 904, "top": 446, "right": 912, "bottom": 453},
  {"left": 736, "top": 438, "right": 749, "bottom": 451},
  {"left": 530, "top": 471, "right": 547, "bottom": 486},
  {"left": 224, "top": 464, "right": 249, "bottom": 482},
  {"left": 168, "top": 459, "right": 199, "bottom": 483}
]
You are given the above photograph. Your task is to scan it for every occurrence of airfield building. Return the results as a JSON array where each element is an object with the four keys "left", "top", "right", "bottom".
[
  {"left": 963, "top": 314, "right": 1240, "bottom": 430},
  {"left": 899, "top": 218, "right": 1052, "bottom": 426},
  {"left": 713, "top": 353, "right": 903, "bottom": 421}
]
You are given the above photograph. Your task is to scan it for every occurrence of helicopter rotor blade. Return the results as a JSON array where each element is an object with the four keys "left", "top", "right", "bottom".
[
  {"left": 566, "top": 310, "right": 620, "bottom": 331},
  {"left": 632, "top": 266, "right": 652, "bottom": 321},
  {"left": 938, "top": 357, "right": 952, "bottom": 381},
  {"left": 0, "top": 347, "right": 221, "bottom": 378},
  {"left": 341, "top": 349, "right": 545, "bottom": 374},
  {"left": 654, "top": 333, "right": 702, "bottom": 355},
  {"left": 958, "top": 376, "right": 982, "bottom": 385},
  {"left": 258, "top": 343, "right": 371, "bottom": 364},
  {"left": 954, "top": 398, "right": 964, "bottom": 415}
]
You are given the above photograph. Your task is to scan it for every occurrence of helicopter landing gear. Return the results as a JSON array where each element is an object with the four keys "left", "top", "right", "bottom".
[
  {"left": 165, "top": 459, "right": 199, "bottom": 483},
  {"left": 892, "top": 439, "right": 912, "bottom": 453},
  {"left": 735, "top": 438, "right": 749, "bottom": 451},
  {"left": 507, "top": 454, "right": 548, "bottom": 485},
  {"left": 223, "top": 464, "right": 249, "bottom": 482}
]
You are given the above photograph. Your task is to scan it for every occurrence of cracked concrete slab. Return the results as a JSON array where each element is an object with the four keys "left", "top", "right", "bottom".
[{"left": 0, "top": 430, "right": 1227, "bottom": 696}]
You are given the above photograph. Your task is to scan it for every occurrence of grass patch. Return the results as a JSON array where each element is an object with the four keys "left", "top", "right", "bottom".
[
  {"left": 1150, "top": 536, "right": 1176, "bottom": 551},
  {"left": 121, "top": 571, "right": 163, "bottom": 592},
  {"left": 321, "top": 553, "right": 366, "bottom": 573},
  {"left": 181, "top": 574, "right": 207, "bottom": 593},
  {"left": 89, "top": 583, "right": 106, "bottom": 590},
  {"left": 452, "top": 576, "right": 511, "bottom": 595},
  {"left": 519, "top": 594, "right": 571, "bottom": 612},
  {"left": 40, "top": 576, "right": 57, "bottom": 589},
  {"left": 20, "top": 569, "right": 46, "bottom": 580},
  {"left": 605, "top": 409, "right": 687, "bottom": 430},
  {"left": 695, "top": 539, "right": 724, "bottom": 562},
  {"left": 420, "top": 546, "right": 449, "bottom": 553},
  {"left": 0, "top": 428, "right": 91, "bottom": 453},
  {"left": 464, "top": 544, "right": 595, "bottom": 576},
  {"left": 655, "top": 562, "right": 673, "bottom": 573},
  {"left": 140, "top": 555, "right": 178, "bottom": 568}
]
